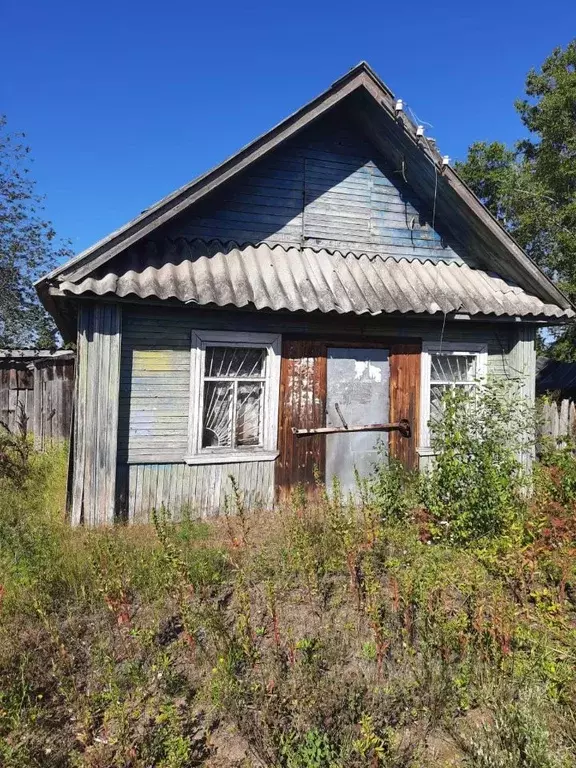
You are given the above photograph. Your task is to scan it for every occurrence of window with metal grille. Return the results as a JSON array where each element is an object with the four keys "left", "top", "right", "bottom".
[
  {"left": 202, "top": 346, "right": 265, "bottom": 448},
  {"left": 186, "top": 331, "right": 281, "bottom": 465},
  {"left": 420, "top": 342, "right": 488, "bottom": 451},
  {"left": 429, "top": 352, "right": 478, "bottom": 422}
]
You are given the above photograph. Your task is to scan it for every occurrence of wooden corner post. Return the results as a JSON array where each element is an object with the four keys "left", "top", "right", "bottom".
[{"left": 71, "top": 303, "right": 122, "bottom": 526}]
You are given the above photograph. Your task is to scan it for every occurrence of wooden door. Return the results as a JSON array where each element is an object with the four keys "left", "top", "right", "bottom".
[{"left": 276, "top": 337, "right": 420, "bottom": 501}]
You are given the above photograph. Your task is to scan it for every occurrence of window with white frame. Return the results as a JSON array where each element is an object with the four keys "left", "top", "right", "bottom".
[
  {"left": 186, "top": 331, "right": 281, "bottom": 464},
  {"left": 420, "top": 342, "right": 488, "bottom": 450}
]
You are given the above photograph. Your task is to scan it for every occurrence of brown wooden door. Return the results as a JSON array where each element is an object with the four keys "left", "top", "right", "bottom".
[{"left": 276, "top": 339, "right": 326, "bottom": 500}]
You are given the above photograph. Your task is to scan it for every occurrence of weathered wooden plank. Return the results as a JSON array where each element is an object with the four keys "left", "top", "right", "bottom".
[
  {"left": 70, "top": 304, "right": 121, "bottom": 525},
  {"left": 389, "top": 342, "right": 421, "bottom": 470},
  {"left": 276, "top": 339, "right": 326, "bottom": 499},
  {"left": 508, "top": 326, "right": 536, "bottom": 472},
  {"left": 32, "top": 363, "right": 43, "bottom": 447},
  {"left": 126, "top": 465, "right": 137, "bottom": 522},
  {"left": 0, "top": 368, "right": 9, "bottom": 428},
  {"left": 71, "top": 310, "right": 90, "bottom": 526}
]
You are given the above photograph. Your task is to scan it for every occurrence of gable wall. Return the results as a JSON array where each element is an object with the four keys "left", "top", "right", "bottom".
[{"left": 167, "top": 111, "right": 467, "bottom": 263}]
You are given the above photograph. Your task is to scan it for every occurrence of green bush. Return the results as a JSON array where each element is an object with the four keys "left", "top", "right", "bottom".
[
  {"left": 279, "top": 728, "right": 340, "bottom": 768},
  {"left": 537, "top": 437, "right": 576, "bottom": 508},
  {"left": 368, "top": 455, "right": 418, "bottom": 526},
  {"left": 0, "top": 417, "right": 31, "bottom": 483},
  {"left": 420, "top": 380, "right": 533, "bottom": 545}
]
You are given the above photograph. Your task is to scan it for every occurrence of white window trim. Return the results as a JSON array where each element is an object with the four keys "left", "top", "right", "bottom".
[
  {"left": 419, "top": 341, "right": 488, "bottom": 453},
  {"left": 185, "top": 330, "right": 281, "bottom": 465}
]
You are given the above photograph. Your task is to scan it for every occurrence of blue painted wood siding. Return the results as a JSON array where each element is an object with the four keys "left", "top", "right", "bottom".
[
  {"left": 119, "top": 307, "right": 515, "bottom": 466},
  {"left": 170, "top": 112, "right": 465, "bottom": 262},
  {"left": 116, "top": 306, "right": 529, "bottom": 520},
  {"left": 117, "top": 461, "right": 275, "bottom": 523},
  {"left": 119, "top": 314, "right": 190, "bottom": 463}
]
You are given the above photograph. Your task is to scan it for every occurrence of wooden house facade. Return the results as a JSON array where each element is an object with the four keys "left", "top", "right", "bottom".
[{"left": 37, "top": 63, "right": 573, "bottom": 525}]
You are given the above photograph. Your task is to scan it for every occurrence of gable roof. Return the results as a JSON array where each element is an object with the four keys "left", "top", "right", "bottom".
[{"left": 37, "top": 61, "right": 573, "bottom": 332}]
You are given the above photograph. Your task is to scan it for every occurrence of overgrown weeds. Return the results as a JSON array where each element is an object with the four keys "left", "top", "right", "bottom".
[{"left": 1, "top": 387, "right": 576, "bottom": 766}]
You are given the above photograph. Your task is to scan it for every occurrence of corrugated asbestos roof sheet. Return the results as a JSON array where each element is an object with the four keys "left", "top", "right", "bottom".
[{"left": 59, "top": 240, "right": 574, "bottom": 319}]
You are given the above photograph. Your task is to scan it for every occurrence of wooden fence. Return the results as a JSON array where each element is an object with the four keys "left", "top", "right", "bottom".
[
  {"left": 539, "top": 398, "right": 576, "bottom": 444},
  {"left": 0, "top": 351, "right": 75, "bottom": 450}
]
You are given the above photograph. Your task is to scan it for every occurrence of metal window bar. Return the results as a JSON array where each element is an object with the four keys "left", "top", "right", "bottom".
[{"left": 202, "top": 345, "right": 267, "bottom": 449}]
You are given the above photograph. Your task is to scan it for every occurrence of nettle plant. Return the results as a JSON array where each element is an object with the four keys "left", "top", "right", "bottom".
[{"left": 421, "top": 378, "right": 535, "bottom": 545}]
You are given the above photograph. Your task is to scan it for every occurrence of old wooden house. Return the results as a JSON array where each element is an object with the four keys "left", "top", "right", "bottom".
[{"left": 37, "top": 63, "right": 573, "bottom": 525}]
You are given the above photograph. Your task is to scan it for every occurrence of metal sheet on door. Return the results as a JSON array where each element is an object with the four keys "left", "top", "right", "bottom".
[{"left": 325, "top": 347, "right": 390, "bottom": 495}]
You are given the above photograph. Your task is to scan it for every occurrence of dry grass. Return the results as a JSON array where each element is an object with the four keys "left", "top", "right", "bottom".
[{"left": 0, "top": 449, "right": 575, "bottom": 766}]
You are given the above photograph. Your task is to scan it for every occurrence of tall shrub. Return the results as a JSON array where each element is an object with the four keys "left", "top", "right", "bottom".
[{"left": 421, "top": 380, "right": 534, "bottom": 544}]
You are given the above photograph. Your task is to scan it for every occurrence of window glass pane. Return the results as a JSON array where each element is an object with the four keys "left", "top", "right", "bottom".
[
  {"left": 430, "top": 383, "right": 449, "bottom": 422},
  {"left": 236, "top": 382, "right": 263, "bottom": 447},
  {"left": 204, "top": 346, "right": 265, "bottom": 378},
  {"left": 202, "top": 381, "right": 233, "bottom": 447},
  {"left": 430, "top": 353, "right": 476, "bottom": 382}
]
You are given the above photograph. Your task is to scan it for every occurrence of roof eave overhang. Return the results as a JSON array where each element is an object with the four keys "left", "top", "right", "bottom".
[
  {"left": 46, "top": 287, "right": 575, "bottom": 326},
  {"left": 38, "top": 290, "right": 77, "bottom": 343}
]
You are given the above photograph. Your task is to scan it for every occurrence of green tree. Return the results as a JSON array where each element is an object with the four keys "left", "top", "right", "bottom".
[
  {"left": 0, "top": 115, "right": 71, "bottom": 348},
  {"left": 456, "top": 41, "right": 576, "bottom": 360}
]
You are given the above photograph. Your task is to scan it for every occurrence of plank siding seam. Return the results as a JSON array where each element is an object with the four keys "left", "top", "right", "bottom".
[{"left": 119, "top": 461, "right": 275, "bottom": 523}]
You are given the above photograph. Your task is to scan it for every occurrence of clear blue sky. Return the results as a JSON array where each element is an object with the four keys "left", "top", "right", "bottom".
[{"left": 3, "top": 0, "right": 576, "bottom": 260}]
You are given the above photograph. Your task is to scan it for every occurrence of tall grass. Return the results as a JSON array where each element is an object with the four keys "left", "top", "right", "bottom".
[{"left": 0, "top": 420, "right": 575, "bottom": 766}]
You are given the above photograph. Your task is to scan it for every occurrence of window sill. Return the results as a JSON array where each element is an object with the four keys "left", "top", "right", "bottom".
[{"left": 184, "top": 450, "right": 279, "bottom": 466}]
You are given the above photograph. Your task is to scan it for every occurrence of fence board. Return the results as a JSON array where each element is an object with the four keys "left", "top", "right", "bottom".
[
  {"left": 539, "top": 398, "right": 576, "bottom": 444},
  {"left": 0, "top": 352, "right": 74, "bottom": 449}
]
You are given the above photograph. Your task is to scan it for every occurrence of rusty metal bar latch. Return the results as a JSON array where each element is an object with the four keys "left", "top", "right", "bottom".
[{"left": 292, "top": 419, "right": 411, "bottom": 438}]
